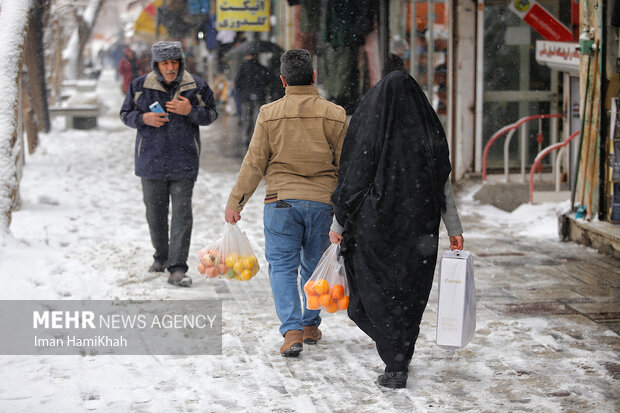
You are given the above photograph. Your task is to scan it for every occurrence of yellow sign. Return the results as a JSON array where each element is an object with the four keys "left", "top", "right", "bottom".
[
  {"left": 513, "top": 0, "right": 531, "bottom": 13},
  {"left": 134, "top": 0, "right": 168, "bottom": 41},
  {"left": 216, "top": 0, "right": 270, "bottom": 31}
]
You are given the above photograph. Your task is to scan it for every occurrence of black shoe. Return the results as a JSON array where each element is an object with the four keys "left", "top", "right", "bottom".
[
  {"left": 167, "top": 270, "right": 192, "bottom": 287},
  {"left": 148, "top": 260, "right": 168, "bottom": 273},
  {"left": 281, "top": 343, "right": 303, "bottom": 357},
  {"left": 378, "top": 371, "right": 408, "bottom": 389}
]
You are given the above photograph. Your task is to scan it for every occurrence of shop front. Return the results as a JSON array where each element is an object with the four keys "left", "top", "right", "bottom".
[{"left": 475, "top": 0, "right": 576, "bottom": 175}]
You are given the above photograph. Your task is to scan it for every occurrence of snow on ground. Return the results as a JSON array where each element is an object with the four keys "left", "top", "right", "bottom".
[
  {"left": 0, "top": 69, "right": 617, "bottom": 412},
  {"left": 458, "top": 183, "right": 570, "bottom": 239}
]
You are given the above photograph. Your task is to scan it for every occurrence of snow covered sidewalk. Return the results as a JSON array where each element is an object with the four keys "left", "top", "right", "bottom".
[{"left": 0, "top": 69, "right": 618, "bottom": 412}]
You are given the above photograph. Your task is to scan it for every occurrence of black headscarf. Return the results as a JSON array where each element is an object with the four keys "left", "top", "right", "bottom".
[{"left": 331, "top": 70, "right": 451, "bottom": 372}]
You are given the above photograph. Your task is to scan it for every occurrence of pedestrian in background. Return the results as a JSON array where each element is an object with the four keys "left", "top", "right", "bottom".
[
  {"left": 234, "top": 52, "right": 275, "bottom": 148},
  {"left": 120, "top": 41, "right": 218, "bottom": 287},
  {"left": 138, "top": 50, "right": 152, "bottom": 76},
  {"left": 225, "top": 49, "right": 348, "bottom": 357},
  {"left": 383, "top": 37, "right": 409, "bottom": 77},
  {"left": 118, "top": 47, "right": 139, "bottom": 94},
  {"left": 329, "top": 70, "right": 464, "bottom": 388}
]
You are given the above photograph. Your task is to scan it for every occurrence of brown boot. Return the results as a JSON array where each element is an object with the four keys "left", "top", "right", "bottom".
[
  {"left": 280, "top": 330, "right": 303, "bottom": 357},
  {"left": 303, "top": 325, "right": 322, "bottom": 344}
]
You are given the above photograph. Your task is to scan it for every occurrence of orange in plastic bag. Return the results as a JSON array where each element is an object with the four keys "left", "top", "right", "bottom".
[
  {"left": 197, "top": 223, "right": 260, "bottom": 281},
  {"left": 197, "top": 237, "right": 225, "bottom": 278},
  {"left": 303, "top": 244, "right": 349, "bottom": 312}
]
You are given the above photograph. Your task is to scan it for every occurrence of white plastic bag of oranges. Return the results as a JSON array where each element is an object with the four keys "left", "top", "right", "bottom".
[
  {"left": 197, "top": 223, "right": 260, "bottom": 281},
  {"left": 303, "top": 243, "right": 349, "bottom": 313}
]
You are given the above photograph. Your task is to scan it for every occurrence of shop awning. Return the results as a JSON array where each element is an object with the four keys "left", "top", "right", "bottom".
[{"left": 134, "top": 0, "right": 168, "bottom": 41}]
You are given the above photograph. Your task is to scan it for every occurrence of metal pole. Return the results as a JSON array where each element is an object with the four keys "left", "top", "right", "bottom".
[
  {"left": 520, "top": 123, "right": 527, "bottom": 182},
  {"left": 504, "top": 129, "right": 517, "bottom": 182},
  {"left": 410, "top": 0, "right": 416, "bottom": 78},
  {"left": 550, "top": 69, "right": 559, "bottom": 171},
  {"left": 427, "top": 0, "right": 434, "bottom": 98},
  {"left": 447, "top": 0, "right": 454, "bottom": 164},
  {"left": 379, "top": 0, "right": 388, "bottom": 71},
  {"left": 475, "top": 0, "right": 484, "bottom": 172}
]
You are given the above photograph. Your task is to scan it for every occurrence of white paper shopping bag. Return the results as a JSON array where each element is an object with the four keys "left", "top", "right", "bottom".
[{"left": 436, "top": 250, "right": 476, "bottom": 349}]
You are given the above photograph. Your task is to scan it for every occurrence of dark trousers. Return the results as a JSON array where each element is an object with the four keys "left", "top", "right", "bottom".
[
  {"left": 240, "top": 100, "right": 262, "bottom": 147},
  {"left": 141, "top": 178, "right": 194, "bottom": 273}
]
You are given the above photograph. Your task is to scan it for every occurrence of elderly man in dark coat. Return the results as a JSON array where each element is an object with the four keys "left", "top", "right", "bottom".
[{"left": 120, "top": 41, "right": 218, "bottom": 287}]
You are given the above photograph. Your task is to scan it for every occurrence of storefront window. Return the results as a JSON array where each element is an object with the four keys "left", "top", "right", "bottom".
[
  {"left": 401, "top": 1, "right": 450, "bottom": 127},
  {"left": 482, "top": 1, "right": 571, "bottom": 170}
]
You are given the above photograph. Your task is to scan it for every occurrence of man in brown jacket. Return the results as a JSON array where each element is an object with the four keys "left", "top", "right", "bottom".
[{"left": 225, "top": 49, "right": 347, "bottom": 357}]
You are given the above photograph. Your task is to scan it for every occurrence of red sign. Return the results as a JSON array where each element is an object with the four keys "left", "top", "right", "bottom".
[
  {"left": 508, "top": 0, "right": 573, "bottom": 42},
  {"left": 523, "top": 4, "right": 573, "bottom": 41}
]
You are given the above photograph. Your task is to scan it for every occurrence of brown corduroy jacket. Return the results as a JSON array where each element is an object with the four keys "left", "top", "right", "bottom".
[{"left": 226, "top": 85, "right": 347, "bottom": 212}]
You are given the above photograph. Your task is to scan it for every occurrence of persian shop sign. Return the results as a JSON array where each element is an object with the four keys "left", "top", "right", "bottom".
[
  {"left": 216, "top": 0, "right": 269, "bottom": 31},
  {"left": 509, "top": 0, "right": 572, "bottom": 42},
  {"left": 535, "top": 40, "right": 579, "bottom": 74}
]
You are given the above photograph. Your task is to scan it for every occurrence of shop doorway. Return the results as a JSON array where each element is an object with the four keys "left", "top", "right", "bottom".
[{"left": 476, "top": 1, "right": 565, "bottom": 173}]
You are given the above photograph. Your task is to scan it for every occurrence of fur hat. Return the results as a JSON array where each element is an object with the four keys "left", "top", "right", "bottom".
[
  {"left": 151, "top": 41, "right": 183, "bottom": 62},
  {"left": 151, "top": 41, "right": 185, "bottom": 83}
]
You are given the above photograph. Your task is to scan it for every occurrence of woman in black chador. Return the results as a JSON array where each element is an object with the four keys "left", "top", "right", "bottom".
[{"left": 329, "top": 71, "right": 464, "bottom": 389}]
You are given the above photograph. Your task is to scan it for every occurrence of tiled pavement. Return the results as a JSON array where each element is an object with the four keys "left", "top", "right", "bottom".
[{"left": 191, "top": 115, "right": 620, "bottom": 411}]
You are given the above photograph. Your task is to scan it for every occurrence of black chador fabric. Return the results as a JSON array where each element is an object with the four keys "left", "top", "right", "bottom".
[{"left": 331, "top": 71, "right": 451, "bottom": 372}]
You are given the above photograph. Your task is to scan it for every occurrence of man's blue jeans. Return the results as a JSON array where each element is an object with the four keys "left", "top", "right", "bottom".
[{"left": 264, "top": 199, "right": 333, "bottom": 336}]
